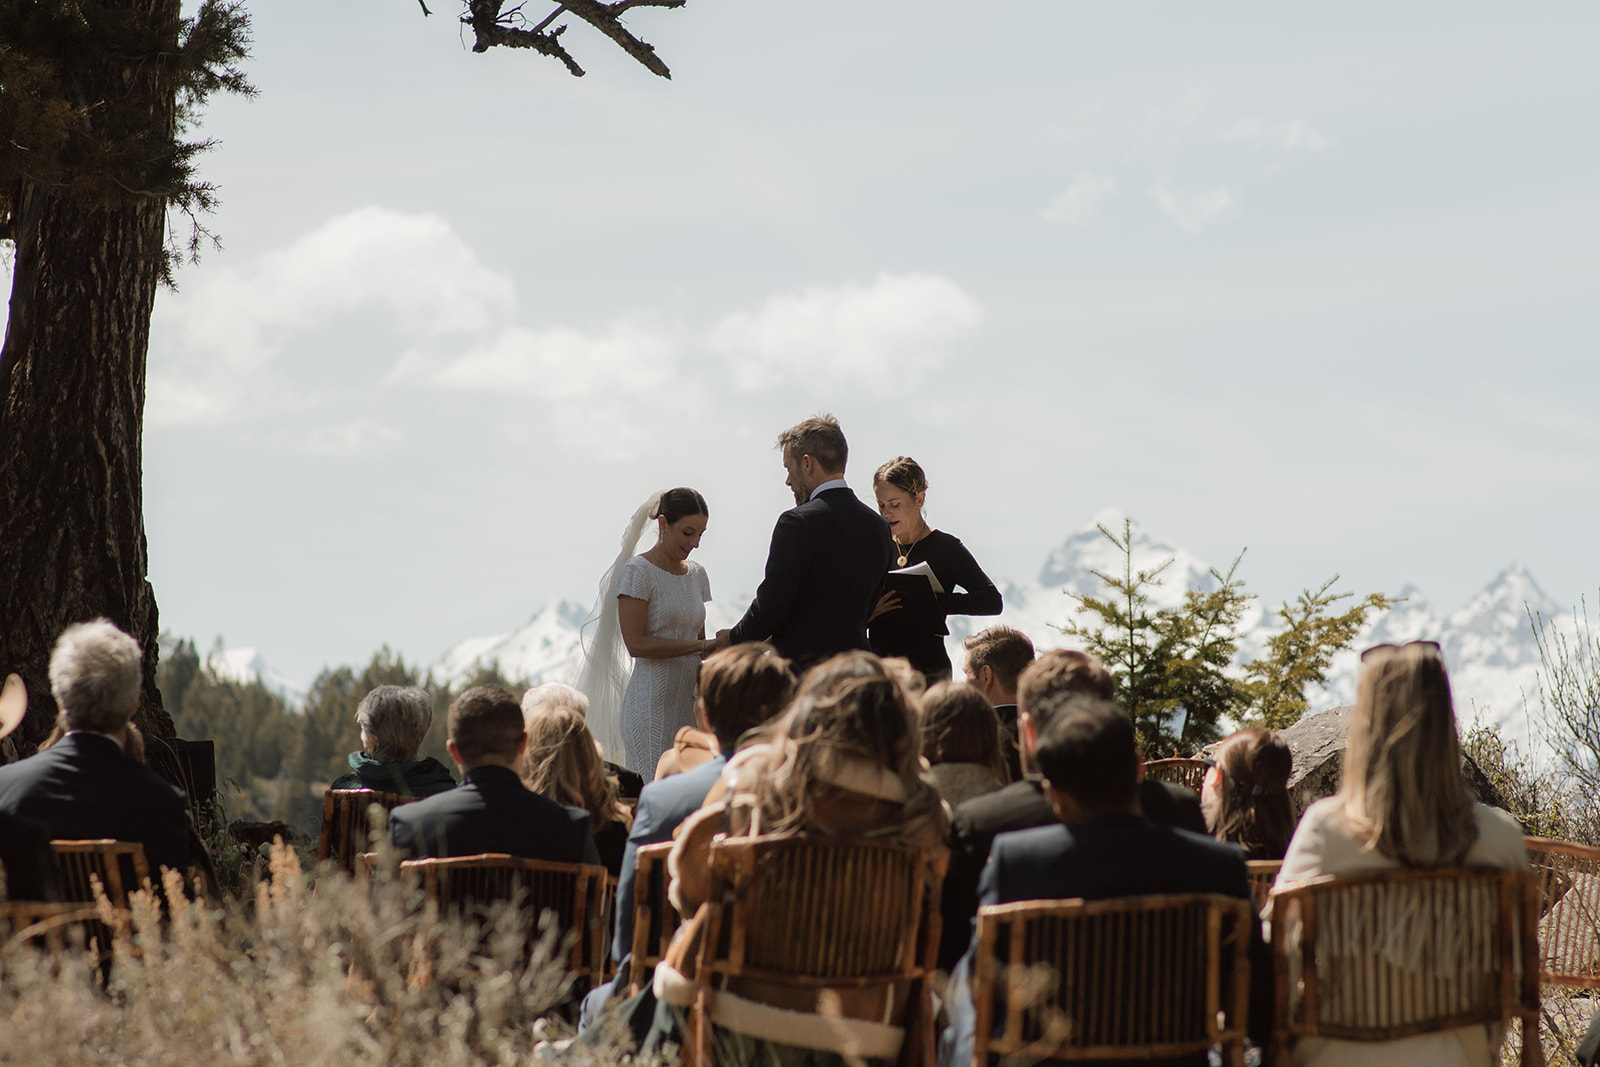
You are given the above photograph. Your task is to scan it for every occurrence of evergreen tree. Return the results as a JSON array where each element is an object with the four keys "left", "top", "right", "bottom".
[
  {"left": 1245, "top": 579, "right": 1399, "bottom": 729},
  {"left": 0, "top": 2, "right": 254, "bottom": 766}
]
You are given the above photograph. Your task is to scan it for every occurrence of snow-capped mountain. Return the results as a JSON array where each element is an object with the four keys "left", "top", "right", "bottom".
[
  {"left": 221, "top": 508, "right": 1584, "bottom": 769},
  {"left": 205, "top": 647, "right": 309, "bottom": 706}
]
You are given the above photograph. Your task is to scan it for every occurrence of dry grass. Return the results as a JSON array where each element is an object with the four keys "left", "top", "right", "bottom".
[{"left": 0, "top": 842, "right": 666, "bottom": 1067}]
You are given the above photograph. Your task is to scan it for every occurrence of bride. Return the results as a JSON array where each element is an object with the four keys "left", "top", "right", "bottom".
[{"left": 576, "top": 488, "right": 717, "bottom": 774}]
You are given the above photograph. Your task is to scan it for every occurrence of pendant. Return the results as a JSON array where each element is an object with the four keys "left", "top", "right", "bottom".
[{"left": 897, "top": 555, "right": 909, "bottom": 567}]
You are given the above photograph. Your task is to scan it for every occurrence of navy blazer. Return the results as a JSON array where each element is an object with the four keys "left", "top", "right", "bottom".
[
  {"left": 610, "top": 752, "right": 728, "bottom": 962},
  {"left": 388, "top": 764, "right": 601, "bottom": 866},
  {"left": 939, "top": 777, "right": 1206, "bottom": 970},
  {"left": 942, "top": 814, "right": 1272, "bottom": 1067},
  {"left": 729, "top": 486, "right": 894, "bottom": 666},
  {"left": 0, "top": 732, "right": 197, "bottom": 878}
]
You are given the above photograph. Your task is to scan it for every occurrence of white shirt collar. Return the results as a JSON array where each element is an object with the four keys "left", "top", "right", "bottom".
[{"left": 809, "top": 478, "right": 850, "bottom": 500}]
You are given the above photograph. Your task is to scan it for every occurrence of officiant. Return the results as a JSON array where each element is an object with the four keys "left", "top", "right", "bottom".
[{"left": 867, "top": 457, "right": 1003, "bottom": 683}]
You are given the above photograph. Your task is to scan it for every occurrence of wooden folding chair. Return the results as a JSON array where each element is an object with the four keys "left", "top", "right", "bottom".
[
  {"left": 1269, "top": 866, "right": 1542, "bottom": 1067},
  {"left": 400, "top": 853, "right": 611, "bottom": 982},
  {"left": 317, "top": 788, "right": 416, "bottom": 874},
  {"left": 1247, "top": 860, "right": 1283, "bottom": 915},
  {"left": 674, "top": 833, "right": 948, "bottom": 1067},
  {"left": 627, "top": 841, "right": 681, "bottom": 994},
  {"left": 971, "top": 893, "right": 1252, "bottom": 1066},
  {"left": 1142, "top": 758, "right": 1209, "bottom": 792},
  {"left": 1525, "top": 835, "right": 1600, "bottom": 988},
  {"left": 0, "top": 901, "right": 106, "bottom": 952},
  {"left": 49, "top": 840, "right": 151, "bottom": 907}
]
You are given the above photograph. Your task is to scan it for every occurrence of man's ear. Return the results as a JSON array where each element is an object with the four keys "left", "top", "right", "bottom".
[
  {"left": 1045, "top": 783, "right": 1082, "bottom": 826},
  {"left": 1019, "top": 709, "right": 1037, "bottom": 750},
  {"left": 446, "top": 738, "right": 464, "bottom": 770},
  {"left": 979, "top": 664, "right": 996, "bottom": 696}
]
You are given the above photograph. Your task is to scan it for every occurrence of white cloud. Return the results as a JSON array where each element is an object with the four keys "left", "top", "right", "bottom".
[
  {"left": 1226, "top": 117, "right": 1336, "bottom": 152},
  {"left": 708, "top": 273, "right": 982, "bottom": 392},
  {"left": 296, "top": 420, "right": 403, "bottom": 459},
  {"left": 417, "top": 321, "right": 679, "bottom": 399},
  {"left": 149, "top": 206, "right": 515, "bottom": 426},
  {"left": 1041, "top": 174, "right": 1118, "bottom": 225},
  {"left": 1151, "top": 182, "right": 1238, "bottom": 235}
]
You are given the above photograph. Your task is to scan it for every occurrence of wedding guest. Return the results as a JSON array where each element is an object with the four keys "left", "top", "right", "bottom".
[
  {"left": 940, "top": 697, "right": 1272, "bottom": 1067},
  {"left": 330, "top": 685, "right": 456, "bottom": 797},
  {"left": 720, "top": 416, "right": 895, "bottom": 671},
  {"left": 0, "top": 620, "right": 207, "bottom": 880},
  {"left": 961, "top": 625, "right": 1035, "bottom": 780},
  {"left": 389, "top": 686, "right": 599, "bottom": 865},
  {"left": 522, "top": 682, "right": 644, "bottom": 799},
  {"left": 938, "top": 648, "right": 1205, "bottom": 970},
  {"left": 576, "top": 488, "right": 716, "bottom": 776},
  {"left": 920, "top": 681, "right": 1008, "bottom": 807},
  {"left": 868, "top": 457, "right": 1002, "bottom": 683},
  {"left": 1273, "top": 641, "right": 1525, "bottom": 1067},
  {"left": 1202, "top": 727, "right": 1295, "bottom": 860},
  {"left": 519, "top": 701, "right": 633, "bottom": 876},
  {"left": 642, "top": 651, "right": 947, "bottom": 1061}
]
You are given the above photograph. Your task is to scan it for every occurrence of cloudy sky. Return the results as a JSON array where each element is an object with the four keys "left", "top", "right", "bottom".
[{"left": 12, "top": 3, "right": 1599, "bottom": 684}]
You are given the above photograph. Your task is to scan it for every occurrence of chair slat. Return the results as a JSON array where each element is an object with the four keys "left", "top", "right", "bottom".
[{"left": 318, "top": 788, "right": 419, "bottom": 874}]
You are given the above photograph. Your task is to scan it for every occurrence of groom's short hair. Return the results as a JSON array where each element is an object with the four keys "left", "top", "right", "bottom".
[{"left": 777, "top": 415, "right": 848, "bottom": 473}]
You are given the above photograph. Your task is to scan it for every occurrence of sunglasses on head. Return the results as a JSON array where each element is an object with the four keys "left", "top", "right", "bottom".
[{"left": 1359, "top": 639, "right": 1442, "bottom": 664}]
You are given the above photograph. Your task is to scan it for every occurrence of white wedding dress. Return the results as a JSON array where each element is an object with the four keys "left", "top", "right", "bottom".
[{"left": 616, "top": 555, "right": 712, "bottom": 773}]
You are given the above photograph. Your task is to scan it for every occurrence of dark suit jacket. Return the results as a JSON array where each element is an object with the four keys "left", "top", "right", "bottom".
[
  {"left": 388, "top": 765, "right": 601, "bottom": 866},
  {"left": 611, "top": 752, "right": 727, "bottom": 962},
  {"left": 729, "top": 486, "right": 894, "bottom": 666},
  {"left": 943, "top": 814, "right": 1271, "bottom": 1067},
  {"left": 0, "top": 732, "right": 198, "bottom": 879},
  {"left": 0, "top": 809, "right": 62, "bottom": 901},
  {"left": 938, "top": 777, "right": 1206, "bottom": 970}
]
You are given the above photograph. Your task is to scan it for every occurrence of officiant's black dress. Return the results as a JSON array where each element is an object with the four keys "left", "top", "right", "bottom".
[{"left": 868, "top": 530, "right": 1002, "bottom": 682}]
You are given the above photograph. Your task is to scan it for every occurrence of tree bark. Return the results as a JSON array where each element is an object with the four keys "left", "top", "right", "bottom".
[{"left": 0, "top": 0, "right": 181, "bottom": 777}]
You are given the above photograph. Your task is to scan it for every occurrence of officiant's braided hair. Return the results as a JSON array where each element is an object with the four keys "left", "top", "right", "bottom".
[
  {"left": 873, "top": 456, "right": 928, "bottom": 497},
  {"left": 653, "top": 487, "right": 707, "bottom": 524}
]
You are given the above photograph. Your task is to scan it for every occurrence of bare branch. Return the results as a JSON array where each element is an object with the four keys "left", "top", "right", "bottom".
[{"left": 461, "top": 1, "right": 586, "bottom": 75}]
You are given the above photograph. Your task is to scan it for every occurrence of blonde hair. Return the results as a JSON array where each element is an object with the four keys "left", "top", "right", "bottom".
[
  {"left": 758, "top": 651, "right": 944, "bottom": 838},
  {"left": 1337, "top": 643, "right": 1478, "bottom": 867},
  {"left": 519, "top": 704, "right": 628, "bottom": 832}
]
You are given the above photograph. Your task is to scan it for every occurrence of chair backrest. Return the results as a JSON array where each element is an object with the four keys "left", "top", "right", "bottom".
[
  {"left": 318, "top": 789, "right": 416, "bottom": 873},
  {"left": 971, "top": 893, "right": 1251, "bottom": 1064},
  {"left": 49, "top": 839, "right": 151, "bottom": 907},
  {"left": 628, "top": 841, "right": 680, "bottom": 992},
  {"left": 1525, "top": 834, "right": 1600, "bottom": 988},
  {"left": 1247, "top": 860, "right": 1283, "bottom": 914},
  {"left": 400, "top": 853, "right": 610, "bottom": 979},
  {"left": 0, "top": 901, "right": 107, "bottom": 952},
  {"left": 1142, "top": 758, "right": 1209, "bottom": 792},
  {"left": 1269, "top": 866, "right": 1541, "bottom": 1061},
  {"left": 703, "top": 832, "right": 946, "bottom": 986}
]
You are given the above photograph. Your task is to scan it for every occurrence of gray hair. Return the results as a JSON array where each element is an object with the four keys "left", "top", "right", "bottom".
[
  {"left": 50, "top": 619, "right": 142, "bottom": 734},
  {"left": 522, "top": 682, "right": 590, "bottom": 719},
  {"left": 354, "top": 685, "right": 434, "bottom": 763}
]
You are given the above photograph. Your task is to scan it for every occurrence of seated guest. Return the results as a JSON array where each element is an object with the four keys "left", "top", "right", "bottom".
[
  {"left": 940, "top": 697, "right": 1272, "bottom": 1067},
  {"left": 919, "top": 681, "right": 1007, "bottom": 807},
  {"left": 577, "top": 643, "right": 796, "bottom": 1033},
  {"left": 1274, "top": 642, "right": 1524, "bottom": 1067},
  {"left": 939, "top": 648, "right": 1206, "bottom": 970},
  {"left": 961, "top": 625, "right": 1034, "bottom": 781},
  {"left": 523, "top": 682, "right": 644, "bottom": 799},
  {"left": 520, "top": 701, "right": 633, "bottom": 876},
  {"left": 640, "top": 651, "right": 949, "bottom": 1061},
  {"left": 0, "top": 620, "right": 207, "bottom": 880},
  {"left": 330, "top": 685, "right": 455, "bottom": 797},
  {"left": 389, "top": 685, "right": 599, "bottom": 865},
  {"left": 0, "top": 676, "right": 61, "bottom": 901},
  {"left": 1202, "top": 727, "right": 1295, "bottom": 860}
]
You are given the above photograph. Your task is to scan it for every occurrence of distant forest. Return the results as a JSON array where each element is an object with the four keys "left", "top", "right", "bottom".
[{"left": 159, "top": 637, "right": 524, "bottom": 837}]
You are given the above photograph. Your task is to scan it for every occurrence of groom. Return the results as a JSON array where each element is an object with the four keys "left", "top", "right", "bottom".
[{"left": 720, "top": 415, "right": 893, "bottom": 669}]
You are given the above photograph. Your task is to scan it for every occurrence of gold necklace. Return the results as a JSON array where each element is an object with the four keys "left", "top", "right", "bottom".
[{"left": 895, "top": 528, "right": 928, "bottom": 568}]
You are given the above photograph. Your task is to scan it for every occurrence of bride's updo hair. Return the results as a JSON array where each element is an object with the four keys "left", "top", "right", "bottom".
[
  {"left": 874, "top": 456, "right": 928, "bottom": 496},
  {"left": 654, "top": 487, "right": 708, "bottom": 524}
]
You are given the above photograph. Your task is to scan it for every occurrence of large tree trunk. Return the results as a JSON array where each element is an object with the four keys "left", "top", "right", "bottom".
[{"left": 0, "top": 0, "right": 180, "bottom": 776}]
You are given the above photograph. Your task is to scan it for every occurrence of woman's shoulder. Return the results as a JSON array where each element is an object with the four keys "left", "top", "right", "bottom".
[{"left": 1469, "top": 802, "right": 1529, "bottom": 867}]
